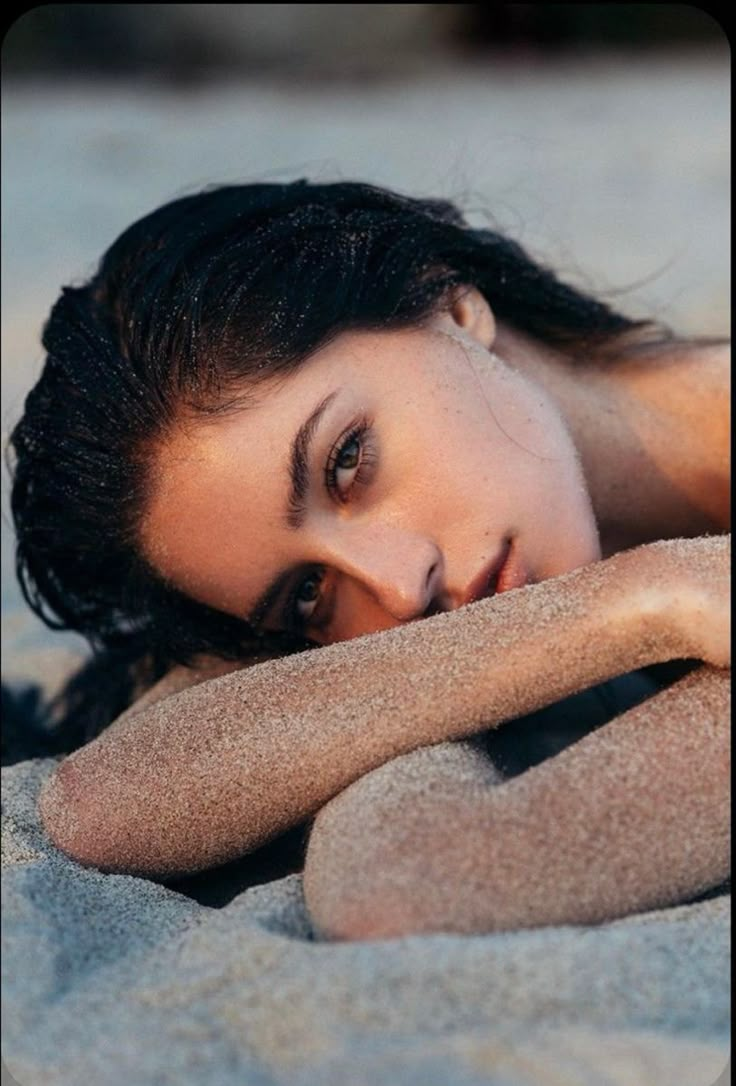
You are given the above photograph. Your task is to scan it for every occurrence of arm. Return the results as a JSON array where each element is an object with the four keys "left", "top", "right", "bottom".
[
  {"left": 304, "top": 665, "right": 730, "bottom": 939},
  {"left": 38, "top": 536, "right": 729, "bottom": 878}
]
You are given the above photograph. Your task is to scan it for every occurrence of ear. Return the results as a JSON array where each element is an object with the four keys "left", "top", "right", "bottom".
[{"left": 436, "top": 286, "right": 496, "bottom": 350}]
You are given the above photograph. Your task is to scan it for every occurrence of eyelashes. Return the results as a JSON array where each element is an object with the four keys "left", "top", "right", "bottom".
[
  {"left": 324, "top": 415, "right": 377, "bottom": 502},
  {"left": 285, "top": 567, "right": 325, "bottom": 633}
]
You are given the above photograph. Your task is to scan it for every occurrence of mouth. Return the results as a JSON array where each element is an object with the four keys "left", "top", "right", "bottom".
[{"left": 463, "top": 537, "right": 526, "bottom": 606}]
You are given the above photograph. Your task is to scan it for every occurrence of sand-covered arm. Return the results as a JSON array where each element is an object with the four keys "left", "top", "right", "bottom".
[
  {"left": 38, "top": 536, "right": 729, "bottom": 878},
  {"left": 304, "top": 665, "right": 730, "bottom": 938}
]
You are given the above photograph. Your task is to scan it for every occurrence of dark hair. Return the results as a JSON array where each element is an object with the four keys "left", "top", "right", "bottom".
[{"left": 7, "top": 179, "right": 668, "bottom": 757}]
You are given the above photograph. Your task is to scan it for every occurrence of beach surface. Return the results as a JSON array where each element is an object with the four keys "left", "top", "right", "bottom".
[{"left": 3, "top": 754, "right": 730, "bottom": 1085}]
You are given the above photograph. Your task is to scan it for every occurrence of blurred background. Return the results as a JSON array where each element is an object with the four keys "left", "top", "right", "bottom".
[{"left": 1, "top": 4, "right": 729, "bottom": 684}]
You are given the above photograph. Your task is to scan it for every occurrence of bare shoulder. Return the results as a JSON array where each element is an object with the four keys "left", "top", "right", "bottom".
[
  {"left": 670, "top": 341, "right": 730, "bottom": 410},
  {"left": 664, "top": 341, "right": 729, "bottom": 465},
  {"left": 619, "top": 339, "right": 729, "bottom": 409},
  {"left": 617, "top": 340, "right": 730, "bottom": 531},
  {"left": 669, "top": 342, "right": 730, "bottom": 523}
]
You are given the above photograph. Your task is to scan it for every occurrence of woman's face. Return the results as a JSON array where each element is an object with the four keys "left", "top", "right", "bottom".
[{"left": 142, "top": 290, "right": 601, "bottom": 645}]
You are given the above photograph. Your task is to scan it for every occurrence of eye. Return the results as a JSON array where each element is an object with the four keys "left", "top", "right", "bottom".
[
  {"left": 290, "top": 568, "right": 325, "bottom": 626},
  {"left": 325, "top": 420, "right": 376, "bottom": 502}
]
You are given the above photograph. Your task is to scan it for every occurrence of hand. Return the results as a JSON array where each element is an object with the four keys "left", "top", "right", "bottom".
[{"left": 621, "top": 534, "right": 731, "bottom": 669}]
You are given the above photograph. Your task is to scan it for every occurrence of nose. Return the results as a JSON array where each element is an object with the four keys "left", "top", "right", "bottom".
[{"left": 318, "top": 521, "right": 445, "bottom": 623}]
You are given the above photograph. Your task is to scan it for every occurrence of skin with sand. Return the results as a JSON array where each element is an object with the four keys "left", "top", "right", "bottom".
[{"left": 14, "top": 182, "right": 728, "bottom": 939}]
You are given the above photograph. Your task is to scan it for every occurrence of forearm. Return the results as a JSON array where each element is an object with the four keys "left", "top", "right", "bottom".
[
  {"left": 39, "top": 550, "right": 688, "bottom": 877},
  {"left": 306, "top": 666, "right": 730, "bottom": 939}
]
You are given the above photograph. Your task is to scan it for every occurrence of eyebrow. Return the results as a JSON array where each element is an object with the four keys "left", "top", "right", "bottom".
[
  {"left": 286, "top": 390, "right": 339, "bottom": 530},
  {"left": 246, "top": 389, "right": 339, "bottom": 629}
]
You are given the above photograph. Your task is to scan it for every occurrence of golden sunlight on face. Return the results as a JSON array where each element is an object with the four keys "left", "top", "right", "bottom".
[{"left": 142, "top": 293, "right": 601, "bottom": 645}]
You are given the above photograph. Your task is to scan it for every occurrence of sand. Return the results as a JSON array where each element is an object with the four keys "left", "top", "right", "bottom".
[{"left": 2, "top": 754, "right": 731, "bottom": 1086}]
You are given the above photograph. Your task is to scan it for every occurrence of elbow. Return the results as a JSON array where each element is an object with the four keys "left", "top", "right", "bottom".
[
  {"left": 302, "top": 744, "right": 508, "bottom": 941},
  {"left": 38, "top": 756, "right": 126, "bottom": 873},
  {"left": 303, "top": 801, "right": 446, "bottom": 942},
  {"left": 312, "top": 909, "right": 419, "bottom": 944},
  {"left": 39, "top": 757, "right": 94, "bottom": 866},
  {"left": 304, "top": 860, "right": 425, "bottom": 943},
  {"left": 38, "top": 756, "right": 218, "bottom": 880}
]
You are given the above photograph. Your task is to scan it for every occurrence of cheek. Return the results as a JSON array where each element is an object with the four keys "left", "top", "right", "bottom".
[
  {"left": 472, "top": 376, "right": 583, "bottom": 493},
  {"left": 324, "top": 583, "right": 404, "bottom": 643},
  {"left": 478, "top": 368, "right": 568, "bottom": 462},
  {"left": 445, "top": 395, "right": 590, "bottom": 547}
]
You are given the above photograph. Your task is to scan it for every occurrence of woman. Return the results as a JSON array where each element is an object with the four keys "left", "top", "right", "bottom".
[{"left": 9, "top": 180, "right": 729, "bottom": 939}]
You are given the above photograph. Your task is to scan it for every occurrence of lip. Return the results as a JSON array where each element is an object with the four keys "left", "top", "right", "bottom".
[
  {"left": 463, "top": 538, "right": 513, "bottom": 607},
  {"left": 462, "top": 537, "right": 529, "bottom": 607},
  {"left": 495, "top": 537, "right": 529, "bottom": 594}
]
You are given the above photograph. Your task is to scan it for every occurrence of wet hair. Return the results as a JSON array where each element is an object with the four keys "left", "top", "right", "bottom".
[{"left": 7, "top": 178, "right": 669, "bottom": 758}]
